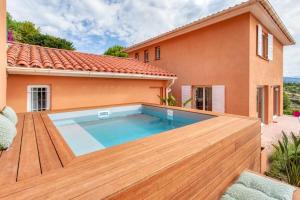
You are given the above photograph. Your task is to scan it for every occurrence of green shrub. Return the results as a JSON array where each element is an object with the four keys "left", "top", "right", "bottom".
[
  {"left": 158, "top": 94, "right": 177, "bottom": 106},
  {"left": 266, "top": 132, "right": 300, "bottom": 187},
  {"left": 283, "top": 91, "right": 291, "bottom": 114}
]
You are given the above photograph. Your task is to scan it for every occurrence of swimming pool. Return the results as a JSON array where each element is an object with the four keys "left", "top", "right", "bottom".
[{"left": 49, "top": 104, "right": 214, "bottom": 156}]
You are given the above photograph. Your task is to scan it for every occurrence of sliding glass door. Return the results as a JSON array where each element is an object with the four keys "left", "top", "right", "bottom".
[
  {"left": 256, "top": 87, "right": 265, "bottom": 123},
  {"left": 194, "top": 87, "right": 212, "bottom": 111}
]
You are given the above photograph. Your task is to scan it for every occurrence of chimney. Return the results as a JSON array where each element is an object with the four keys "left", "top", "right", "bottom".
[{"left": 0, "top": 0, "right": 6, "bottom": 110}]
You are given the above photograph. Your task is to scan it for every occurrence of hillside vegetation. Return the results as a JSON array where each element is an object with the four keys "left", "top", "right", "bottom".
[{"left": 284, "top": 83, "right": 300, "bottom": 114}]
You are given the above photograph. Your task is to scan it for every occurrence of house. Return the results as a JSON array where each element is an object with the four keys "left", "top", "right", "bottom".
[
  {"left": 4, "top": 42, "right": 176, "bottom": 113},
  {"left": 125, "top": 0, "right": 295, "bottom": 124}
]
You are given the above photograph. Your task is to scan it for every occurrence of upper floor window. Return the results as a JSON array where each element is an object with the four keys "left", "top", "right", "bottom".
[
  {"left": 135, "top": 53, "right": 139, "bottom": 60},
  {"left": 257, "top": 24, "right": 273, "bottom": 61},
  {"left": 155, "top": 46, "right": 160, "bottom": 60},
  {"left": 144, "top": 50, "right": 149, "bottom": 63}
]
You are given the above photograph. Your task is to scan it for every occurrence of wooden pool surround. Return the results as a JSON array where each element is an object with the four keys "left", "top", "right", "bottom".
[{"left": 0, "top": 103, "right": 261, "bottom": 199}]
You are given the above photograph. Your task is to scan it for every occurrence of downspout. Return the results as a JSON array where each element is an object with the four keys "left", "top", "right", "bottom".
[{"left": 165, "top": 78, "right": 176, "bottom": 106}]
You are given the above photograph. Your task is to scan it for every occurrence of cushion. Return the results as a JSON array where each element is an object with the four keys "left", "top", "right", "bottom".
[
  {"left": 221, "top": 172, "right": 296, "bottom": 200},
  {"left": 221, "top": 183, "right": 276, "bottom": 200},
  {"left": 237, "top": 172, "right": 295, "bottom": 200},
  {"left": 0, "top": 114, "right": 17, "bottom": 150},
  {"left": 1, "top": 106, "right": 18, "bottom": 125}
]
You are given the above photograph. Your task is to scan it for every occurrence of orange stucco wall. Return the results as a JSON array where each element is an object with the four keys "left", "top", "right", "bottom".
[
  {"left": 128, "top": 13, "right": 284, "bottom": 123},
  {"left": 0, "top": 0, "right": 6, "bottom": 110},
  {"left": 249, "top": 15, "right": 283, "bottom": 123},
  {"left": 129, "top": 13, "right": 251, "bottom": 116},
  {"left": 7, "top": 75, "right": 166, "bottom": 113}
]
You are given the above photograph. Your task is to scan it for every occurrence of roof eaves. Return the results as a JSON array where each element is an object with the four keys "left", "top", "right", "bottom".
[
  {"left": 6, "top": 66, "right": 177, "bottom": 80},
  {"left": 258, "top": 0, "right": 295, "bottom": 45}
]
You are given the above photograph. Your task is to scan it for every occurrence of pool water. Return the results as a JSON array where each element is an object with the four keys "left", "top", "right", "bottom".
[{"left": 49, "top": 105, "right": 213, "bottom": 156}]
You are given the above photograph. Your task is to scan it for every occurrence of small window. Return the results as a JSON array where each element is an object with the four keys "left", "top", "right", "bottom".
[
  {"left": 257, "top": 24, "right": 271, "bottom": 60},
  {"left": 262, "top": 32, "right": 268, "bottom": 59},
  {"left": 27, "top": 85, "right": 50, "bottom": 112},
  {"left": 144, "top": 50, "right": 149, "bottom": 63},
  {"left": 135, "top": 53, "right": 139, "bottom": 60},
  {"left": 155, "top": 46, "right": 160, "bottom": 60}
]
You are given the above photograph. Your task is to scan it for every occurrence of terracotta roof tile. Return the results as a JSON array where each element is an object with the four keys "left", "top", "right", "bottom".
[{"left": 7, "top": 42, "right": 176, "bottom": 77}]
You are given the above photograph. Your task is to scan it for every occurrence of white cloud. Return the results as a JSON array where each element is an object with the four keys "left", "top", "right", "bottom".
[{"left": 7, "top": 0, "right": 300, "bottom": 76}]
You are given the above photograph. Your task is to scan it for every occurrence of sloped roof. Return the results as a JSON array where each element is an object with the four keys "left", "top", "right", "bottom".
[
  {"left": 125, "top": 0, "right": 295, "bottom": 52},
  {"left": 7, "top": 42, "right": 176, "bottom": 78}
]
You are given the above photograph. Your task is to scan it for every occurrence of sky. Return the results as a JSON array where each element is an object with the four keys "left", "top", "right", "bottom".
[{"left": 7, "top": 0, "right": 300, "bottom": 77}]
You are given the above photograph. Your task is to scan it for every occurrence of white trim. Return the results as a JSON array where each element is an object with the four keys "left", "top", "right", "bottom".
[
  {"left": 27, "top": 85, "right": 50, "bottom": 112},
  {"left": 212, "top": 85, "right": 225, "bottom": 113},
  {"left": 257, "top": 24, "right": 263, "bottom": 57},
  {"left": 267, "top": 33, "right": 273, "bottom": 61},
  {"left": 7, "top": 66, "right": 177, "bottom": 81},
  {"left": 181, "top": 85, "right": 192, "bottom": 108}
]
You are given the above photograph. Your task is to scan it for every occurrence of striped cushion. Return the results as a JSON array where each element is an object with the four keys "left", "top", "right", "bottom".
[
  {"left": 1, "top": 106, "right": 18, "bottom": 125},
  {"left": 0, "top": 114, "right": 17, "bottom": 150}
]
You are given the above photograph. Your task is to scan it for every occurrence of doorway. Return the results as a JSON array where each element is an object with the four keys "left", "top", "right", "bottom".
[
  {"left": 194, "top": 87, "right": 212, "bottom": 111},
  {"left": 256, "top": 87, "right": 265, "bottom": 123},
  {"left": 273, "top": 86, "right": 280, "bottom": 117}
]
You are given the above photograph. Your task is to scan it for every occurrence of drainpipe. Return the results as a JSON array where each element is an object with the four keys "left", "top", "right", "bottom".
[{"left": 165, "top": 78, "right": 176, "bottom": 106}]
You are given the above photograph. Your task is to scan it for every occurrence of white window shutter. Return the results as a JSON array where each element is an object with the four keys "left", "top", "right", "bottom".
[
  {"left": 212, "top": 85, "right": 225, "bottom": 113},
  {"left": 268, "top": 33, "right": 273, "bottom": 61},
  {"left": 181, "top": 85, "right": 192, "bottom": 108},
  {"left": 257, "top": 24, "right": 263, "bottom": 57}
]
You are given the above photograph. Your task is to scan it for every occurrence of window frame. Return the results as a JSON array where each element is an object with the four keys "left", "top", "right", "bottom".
[
  {"left": 27, "top": 85, "right": 51, "bottom": 112},
  {"left": 135, "top": 53, "right": 139, "bottom": 60},
  {"left": 257, "top": 25, "right": 270, "bottom": 61},
  {"left": 144, "top": 50, "right": 149, "bottom": 63},
  {"left": 262, "top": 31, "right": 269, "bottom": 60},
  {"left": 155, "top": 46, "right": 160, "bottom": 60}
]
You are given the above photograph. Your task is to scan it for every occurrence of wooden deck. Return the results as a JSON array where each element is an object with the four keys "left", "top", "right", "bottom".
[
  {"left": 0, "top": 104, "right": 261, "bottom": 199},
  {"left": 0, "top": 112, "right": 74, "bottom": 185}
]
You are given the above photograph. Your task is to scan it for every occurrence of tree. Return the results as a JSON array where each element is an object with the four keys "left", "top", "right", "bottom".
[
  {"left": 283, "top": 91, "right": 292, "bottom": 114},
  {"left": 6, "top": 12, "right": 75, "bottom": 50},
  {"left": 104, "top": 45, "right": 128, "bottom": 57}
]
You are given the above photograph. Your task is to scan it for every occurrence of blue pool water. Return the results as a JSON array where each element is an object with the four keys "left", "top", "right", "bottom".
[{"left": 49, "top": 105, "right": 214, "bottom": 156}]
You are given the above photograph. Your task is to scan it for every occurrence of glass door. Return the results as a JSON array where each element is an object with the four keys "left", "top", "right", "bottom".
[
  {"left": 273, "top": 86, "right": 280, "bottom": 116},
  {"left": 194, "top": 87, "right": 212, "bottom": 111},
  {"left": 256, "top": 87, "right": 265, "bottom": 123}
]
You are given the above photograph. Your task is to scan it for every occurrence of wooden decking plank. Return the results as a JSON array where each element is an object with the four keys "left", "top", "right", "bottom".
[
  {"left": 17, "top": 114, "right": 41, "bottom": 181},
  {"left": 33, "top": 113, "right": 62, "bottom": 173},
  {"left": 0, "top": 114, "right": 25, "bottom": 186},
  {"left": 40, "top": 113, "right": 74, "bottom": 166}
]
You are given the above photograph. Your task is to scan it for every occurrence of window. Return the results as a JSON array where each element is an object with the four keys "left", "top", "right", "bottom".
[
  {"left": 155, "top": 46, "right": 160, "bottom": 60},
  {"left": 257, "top": 24, "right": 273, "bottom": 60},
  {"left": 135, "top": 53, "right": 139, "bottom": 60},
  {"left": 144, "top": 50, "right": 149, "bottom": 62},
  {"left": 262, "top": 32, "right": 268, "bottom": 59},
  {"left": 27, "top": 85, "right": 50, "bottom": 112}
]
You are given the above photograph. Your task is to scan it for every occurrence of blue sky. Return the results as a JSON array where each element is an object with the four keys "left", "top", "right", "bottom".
[{"left": 7, "top": 0, "right": 300, "bottom": 77}]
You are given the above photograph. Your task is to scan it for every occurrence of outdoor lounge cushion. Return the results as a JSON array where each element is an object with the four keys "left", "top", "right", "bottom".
[
  {"left": 221, "top": 171, "right": 296, "bottom": 200},
  {"left": 1, "top": 106, "right": 18, "bottom": 125},
  {"left": 0, "top": 114, "right": 17, "bottom": 150}
]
